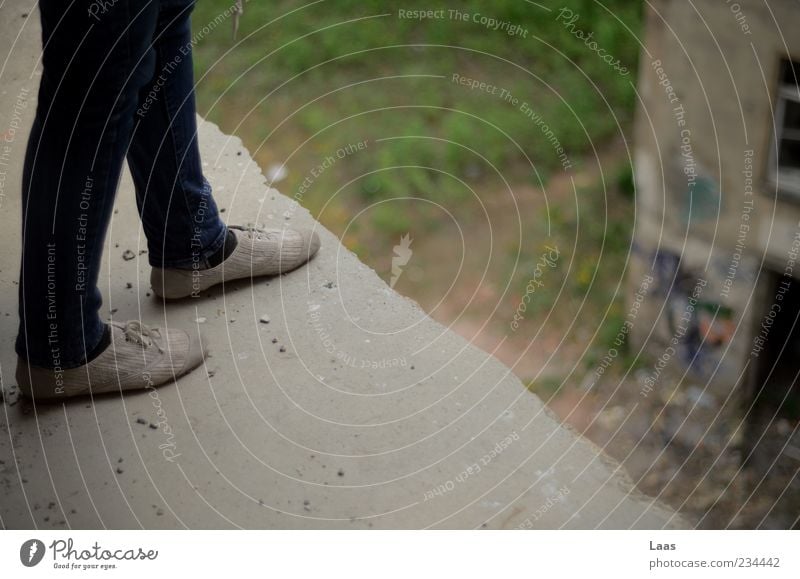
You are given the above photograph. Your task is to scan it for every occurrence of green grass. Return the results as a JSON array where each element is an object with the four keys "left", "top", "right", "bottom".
[
  {"left": 190, "top": 0, "right": 643, "bottom": 379},
  {"left": 192, "top": 0, "right": 642, "bottom": 206}
]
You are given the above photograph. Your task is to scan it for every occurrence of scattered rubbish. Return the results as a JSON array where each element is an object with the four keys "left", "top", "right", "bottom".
[
  {"left": 195, "top": 317, "right": 207, "bottom": 324},
  {"left": 259, "top": 314, "right": 270, "bottom": 324},
  {"left": 271, "top": 338, "right": 278, "bottom": 344},
  {"left": 125, "top": 282, "right": 133, "bottom": 289},
  {"left": 121, "top": 250, "right": 135, "bottom": 261},
  {"left": 116, "top": 467, "right": 123, "bottom": 475}
]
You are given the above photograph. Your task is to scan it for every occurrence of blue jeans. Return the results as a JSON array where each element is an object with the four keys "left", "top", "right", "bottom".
[{"left": 17, "top": 0, "right": 227, "bottom": 369}]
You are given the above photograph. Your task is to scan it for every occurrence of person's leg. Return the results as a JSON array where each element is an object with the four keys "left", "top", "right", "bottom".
[
  {"left": 17, "top": 0, "right": 161, "bottom": 369},
  {"left": 129, "top": 0, "right": 321, "bottom": 300},
  {"left": 127, "top": 0, "right": 229, "bottom": 270},
  {"left": 16, "top": 0, "right": 204, "bottom": 400}
]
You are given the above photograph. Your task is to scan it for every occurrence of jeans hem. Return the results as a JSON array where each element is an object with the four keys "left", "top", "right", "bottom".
[
  {"left": 148, "top": 223, "right": 228, "bottom": 269},
  {"left": 15, "top": 322, "right": 107, "bottom": 370}
]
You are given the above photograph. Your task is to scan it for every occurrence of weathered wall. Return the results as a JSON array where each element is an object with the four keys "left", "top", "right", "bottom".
[{"left": 630, "top": 0, "right": 800, "bottom": 399}]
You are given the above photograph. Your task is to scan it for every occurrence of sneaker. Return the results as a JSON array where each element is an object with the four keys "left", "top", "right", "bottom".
[
  {"left": 15, "top": 321, "right": 205, "bottom": 401},
  {"left": 151, "top": 225, "right": 321, "bottom": 300}
]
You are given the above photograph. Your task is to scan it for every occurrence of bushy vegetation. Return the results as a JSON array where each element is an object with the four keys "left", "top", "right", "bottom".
[
  {"left": 194, "top": 0, "right": 640, "bottom": 198},
  {"left": 191, "top": 0, "right": 643, "bottom": 376}
]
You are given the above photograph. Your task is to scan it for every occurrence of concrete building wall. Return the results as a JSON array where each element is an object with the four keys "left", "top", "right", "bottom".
[{"left": 630, "top": 0, "right": 800, "bottom": 400}]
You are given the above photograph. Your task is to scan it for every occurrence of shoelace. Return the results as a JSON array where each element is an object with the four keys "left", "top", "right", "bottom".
[
  {"left": 231, "top": 224, "right": 281, "bottom": 242},
  {"left": 114, "top": 320, "right": 165, "bottom": 354},
  {"left": 232, "top": 0, "right": 244, "bottom": 40}
]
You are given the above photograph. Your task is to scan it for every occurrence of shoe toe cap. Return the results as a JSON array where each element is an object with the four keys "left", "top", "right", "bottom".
[
  {"left": 301, "top": 228, "right": 321, "bottom": 259},
  {"left": 177, "top": 328, "right": 206, "bottom": 376}
]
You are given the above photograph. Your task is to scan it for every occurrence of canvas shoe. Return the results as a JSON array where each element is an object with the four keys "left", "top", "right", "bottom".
[
  {"left": 151, "top": 225, "right": 320, "bottom": 300},
  {"left": 15, "top": 320, "right": 205, "bottom": 401}
]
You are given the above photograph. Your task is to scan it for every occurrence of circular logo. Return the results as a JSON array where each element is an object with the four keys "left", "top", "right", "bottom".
[{"left": 19, "top": 539, "right": 45, "bottom": 567}]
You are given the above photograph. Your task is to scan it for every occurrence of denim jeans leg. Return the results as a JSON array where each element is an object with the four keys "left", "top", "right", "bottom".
[
  {"left": 128, "top": 0, "right": 227, "bottom": 270},
  {"left": 16, "top": 0, "right": 160, "bottom": 369}
]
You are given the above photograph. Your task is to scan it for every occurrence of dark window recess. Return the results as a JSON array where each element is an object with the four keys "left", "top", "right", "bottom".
[
  {"left": 780, "top": 58, "right": 800, "bottom": 86},
  {"left": 770, "top": 59, "right": 800, "bottom": 197},
  {"left": 778, "top": 140, "right": 800, "bottom": 171}
]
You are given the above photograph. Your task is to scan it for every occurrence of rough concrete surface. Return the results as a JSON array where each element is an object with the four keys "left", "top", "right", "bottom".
[{"left": 0, "top": 3, "right": 686, "bottom": 529}]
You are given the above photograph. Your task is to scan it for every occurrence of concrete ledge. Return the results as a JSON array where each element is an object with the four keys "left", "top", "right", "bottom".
[{"left": 0, "top": 5, "right": 686, "bottom": 529}]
